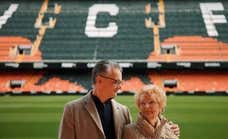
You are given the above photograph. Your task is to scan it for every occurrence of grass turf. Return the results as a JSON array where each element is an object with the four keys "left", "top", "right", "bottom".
[{"left": 0, "top": 95, "right": 228, "bottom": 139}]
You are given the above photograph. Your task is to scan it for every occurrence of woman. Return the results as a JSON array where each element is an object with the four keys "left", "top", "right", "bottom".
[{"left": 123, "top": 84, "right": 179, "bottom": 139}]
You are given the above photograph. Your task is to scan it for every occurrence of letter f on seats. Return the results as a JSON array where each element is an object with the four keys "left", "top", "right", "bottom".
[{"left": 200, "top": 3, "right": 227, "bottom": 37}]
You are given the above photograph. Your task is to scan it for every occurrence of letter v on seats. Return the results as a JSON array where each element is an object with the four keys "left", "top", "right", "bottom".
[{"left": 0, "top": 4, "right": 19, "bottom": 29}]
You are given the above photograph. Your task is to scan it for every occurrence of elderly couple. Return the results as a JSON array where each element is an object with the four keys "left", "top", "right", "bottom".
[{"left": 58, "top": 60, "right": 180, "bottom": 139}]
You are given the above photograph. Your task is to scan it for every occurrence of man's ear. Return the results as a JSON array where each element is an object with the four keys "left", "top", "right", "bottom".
[{"left": 96, "top": 76, "right": 102, "bottom": 84}]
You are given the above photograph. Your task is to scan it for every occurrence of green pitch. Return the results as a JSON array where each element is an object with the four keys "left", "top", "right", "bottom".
[{"left": 0, "top": 95, "right": 228, "bottom": 139}]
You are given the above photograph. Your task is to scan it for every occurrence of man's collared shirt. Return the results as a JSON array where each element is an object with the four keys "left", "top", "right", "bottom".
[{"left": 92, "top": 94, "right": 116, "bottom": 139}]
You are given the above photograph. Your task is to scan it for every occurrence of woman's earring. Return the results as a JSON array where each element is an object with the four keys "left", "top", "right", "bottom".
[{"left": 161, "top": 108, "right": 165, "bottom": 113}]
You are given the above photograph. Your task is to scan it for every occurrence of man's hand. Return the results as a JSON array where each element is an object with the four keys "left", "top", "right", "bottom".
[{"left": 169, "top": 122, "right": 180, "bottom": 137}]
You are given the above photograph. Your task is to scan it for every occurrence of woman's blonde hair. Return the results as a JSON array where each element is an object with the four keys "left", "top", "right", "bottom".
[{"left": 135, "top": 84, "right": 167, "bottom": 110}]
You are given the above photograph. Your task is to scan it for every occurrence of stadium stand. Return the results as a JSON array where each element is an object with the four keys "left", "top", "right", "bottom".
[
  {"left": 0, "top": 70, "right": 87, "bottom": 94},
  {"left": 0, "top": 69, "right": 152, "bottom": 94},
  {"left": 0, "top": 0, "right": 228, "bottom": 62},
  {"left": 0, "top": 0, "right": 228, "bottom": 95},
  {"left": 40, "top": 0, "right": 154, "bottom": 60},
  {"left": 0, "top": 1, "right": 43, "bottom": 62},
  {"left": 148, "top": 70, "right": 228, "bottom": 94},
  {"left": 0, "top": 37, "right": 42, "bottom": 62},
  {"left": 1, "top": 69, "right": 228, "bottom": 95}
]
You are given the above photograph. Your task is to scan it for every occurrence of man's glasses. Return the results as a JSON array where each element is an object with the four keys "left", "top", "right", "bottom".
[{"left": 98, "top": 74, "right": 123, "bottom": 86}]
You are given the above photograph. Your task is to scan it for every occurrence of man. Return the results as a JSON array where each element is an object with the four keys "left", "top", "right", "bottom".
[
  {"left": 58, "top": 60, "right": 131, "bottom": 139},
  {"left": 58, "top": 60, "right": 180, "bottom": 139}
]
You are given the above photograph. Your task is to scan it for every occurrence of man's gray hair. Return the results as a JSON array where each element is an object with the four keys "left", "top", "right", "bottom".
[{"left": 92, "top": 60, "right": 122, "bottom": 84}]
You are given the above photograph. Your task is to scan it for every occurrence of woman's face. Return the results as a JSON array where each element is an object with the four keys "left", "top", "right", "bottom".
[{"left": 139, "top": 92, "right": 161, "bottom": 121}]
